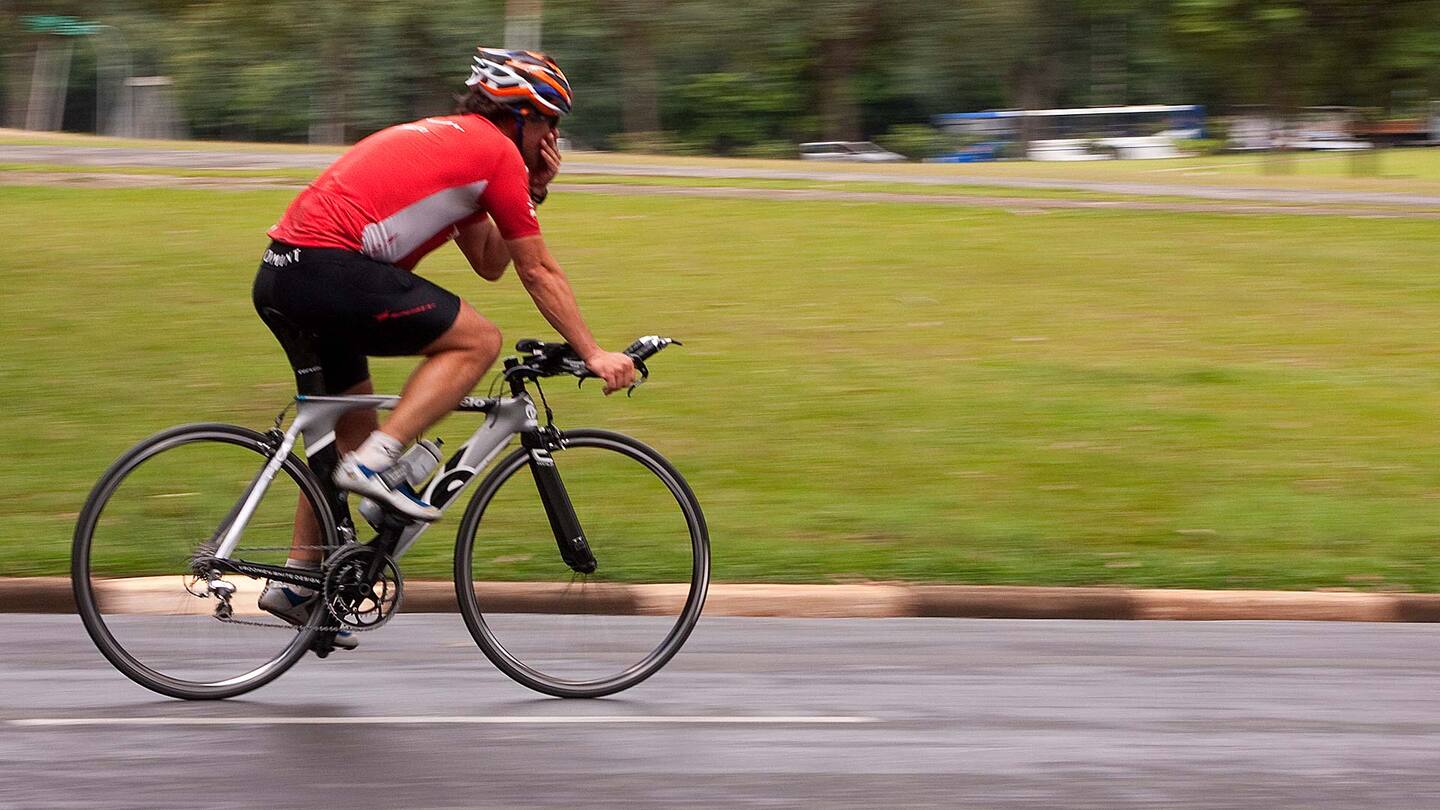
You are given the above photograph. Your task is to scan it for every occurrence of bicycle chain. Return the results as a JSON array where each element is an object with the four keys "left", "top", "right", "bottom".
[{"left": 203, "top": 544, "right": 392, "bottom": 634}]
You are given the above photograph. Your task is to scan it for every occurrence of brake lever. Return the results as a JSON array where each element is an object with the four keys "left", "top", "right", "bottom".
[
  {"left": 556, "top": 357, "right": 587, "bottom": 381},
  {"left": 626, "top": 360, "right": 651, "bottom": 397},
  {"left": 575, "top": 358, "right": 650, "bottom": 395}
]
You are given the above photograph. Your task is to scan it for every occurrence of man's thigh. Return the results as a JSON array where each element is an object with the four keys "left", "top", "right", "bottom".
[{"left": 254, "top": 243, "right": 464, "bottom": 392}]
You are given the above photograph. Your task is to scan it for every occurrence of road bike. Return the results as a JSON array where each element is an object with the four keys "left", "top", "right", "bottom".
[{"left": 72, "top": 336, "right": 709, "bottom": 700}]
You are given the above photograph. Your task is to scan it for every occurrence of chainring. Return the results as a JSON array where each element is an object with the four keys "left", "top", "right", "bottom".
[{"left": 321, "top": 544, "right": 404, "bottom": 631}]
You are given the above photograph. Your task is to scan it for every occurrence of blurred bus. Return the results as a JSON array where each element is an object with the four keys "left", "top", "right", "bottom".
[{"left": 931, "top": 104, "right": 1205, "bottom": 162}]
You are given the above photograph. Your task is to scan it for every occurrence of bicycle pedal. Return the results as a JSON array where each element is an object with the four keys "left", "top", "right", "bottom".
[{"left": 309, "top": 635, "right": 335, "bottom": 658}]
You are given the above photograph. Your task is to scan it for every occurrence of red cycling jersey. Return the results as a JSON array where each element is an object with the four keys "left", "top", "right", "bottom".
[{"left": 269, "top": 114, "right": 540, "bottom": 270}]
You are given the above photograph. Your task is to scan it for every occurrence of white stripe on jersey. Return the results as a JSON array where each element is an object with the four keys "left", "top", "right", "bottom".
[{"left": 360, "top": 180, "right": 490, "bottom": 263}]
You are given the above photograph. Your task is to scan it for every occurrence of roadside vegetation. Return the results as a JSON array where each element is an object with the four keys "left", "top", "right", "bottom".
[
  {"left": 6, "top": 1, "right": 1436, "bottom": 158},
  {"left": 4, "top": 181, "right": 1440, "bottom": 589}
]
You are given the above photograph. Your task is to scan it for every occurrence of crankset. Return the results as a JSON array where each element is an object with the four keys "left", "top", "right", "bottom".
[{"left": 321, "top": 544, "right": 404, "bottom": 631}]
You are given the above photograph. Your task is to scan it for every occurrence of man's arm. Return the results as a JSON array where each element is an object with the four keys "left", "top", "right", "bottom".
[
  {"left": 507, "top": 235, "right": 636, "bottom": 394},
  {"left": 455, "top": 218, "right": 510, "bottom": 281}
]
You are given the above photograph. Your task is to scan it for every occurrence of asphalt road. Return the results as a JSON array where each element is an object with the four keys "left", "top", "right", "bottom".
[
  {"left": 3, "top": 615, "right": 1440, "bottom": 808},
  {"left": 5, "top": 143, "right": 1440, "bottom": 207}
]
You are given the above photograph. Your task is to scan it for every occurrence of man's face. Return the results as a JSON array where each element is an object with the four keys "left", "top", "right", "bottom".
[{"left": 520, "top": 114, "right": 558, "bottom": 170}]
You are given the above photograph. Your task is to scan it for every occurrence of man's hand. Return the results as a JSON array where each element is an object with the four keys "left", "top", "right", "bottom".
[
  {"left": 530, "top": 130, "right": 561, "bottom": 201},
  {"left": 584, "top": 350, "right": 638, "bottom": 395}
]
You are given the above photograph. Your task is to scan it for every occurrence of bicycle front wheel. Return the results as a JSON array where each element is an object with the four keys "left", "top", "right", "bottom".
[
  {"left": 72, "top": 424, "right": 335, "bottom": 700},
  {"left": 454, "top": 429, "right": 709, "bottom": 698}
]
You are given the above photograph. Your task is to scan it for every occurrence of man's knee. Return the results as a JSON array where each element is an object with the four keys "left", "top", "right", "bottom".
[
  {"left": 470, "top": 315, "right": 503, "bottom": 359},
  {"left": 421, "top": 305, "right": 502, "bottom": 375},
  {"left": 448, "top": 307, "right": 502, "bottom": 363}
]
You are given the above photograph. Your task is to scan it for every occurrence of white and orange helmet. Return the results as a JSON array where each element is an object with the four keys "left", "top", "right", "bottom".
[{"left": 466, "top": 48, "right": 573, "bottom": 117}]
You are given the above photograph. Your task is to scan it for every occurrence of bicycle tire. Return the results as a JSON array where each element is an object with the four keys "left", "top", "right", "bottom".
[
  {"left": 72, "top": 423, "right": 337, "bottom": 700},
  {"left": 453, "top": 429, "right": 709, "bottom": 698}
]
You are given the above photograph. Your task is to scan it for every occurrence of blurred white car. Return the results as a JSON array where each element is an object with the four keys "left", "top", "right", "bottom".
[{"left": 799, "top": 141, "right": 906, "bottom": 162}]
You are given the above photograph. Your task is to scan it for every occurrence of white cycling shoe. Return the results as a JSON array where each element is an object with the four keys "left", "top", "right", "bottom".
[
  {"left": 257, "top": 581, "right": 358, "bottom": 650},
  {"left": 333, "top": 454, "right": 441, "bottom": 522}
]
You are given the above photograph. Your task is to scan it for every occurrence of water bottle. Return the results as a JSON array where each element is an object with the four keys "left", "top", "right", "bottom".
[
  {"left": 383, "top": 438, "right": 443, "bottom": 487},
  {"left": 359, "top": 438, "right": 443, "bottom": 527}
]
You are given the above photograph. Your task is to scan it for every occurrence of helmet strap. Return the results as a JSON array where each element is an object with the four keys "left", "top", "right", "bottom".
[{"left": 509, "top": 108, "right": 528, "bottom": 147}]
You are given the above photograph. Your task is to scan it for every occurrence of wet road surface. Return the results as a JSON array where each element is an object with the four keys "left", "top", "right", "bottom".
[{"left": 3, "top": 615, "right": 1440, "bottom": 807}]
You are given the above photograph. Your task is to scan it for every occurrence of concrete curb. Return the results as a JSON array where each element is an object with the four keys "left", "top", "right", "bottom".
[
  {"left": 5, "top": 578, "right": 1440, "bottom": 622},
  {"left": 0, "top": 578, "right": 76, "bottom": 613}
]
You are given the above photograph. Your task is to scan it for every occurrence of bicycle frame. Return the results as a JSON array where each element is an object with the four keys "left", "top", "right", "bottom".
[{"left": 213, "top": 391, "right": 540, "bottom": 565}]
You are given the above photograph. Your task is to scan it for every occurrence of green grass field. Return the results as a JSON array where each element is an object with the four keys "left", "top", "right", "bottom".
[{"left": 4, "top": 182, "right": 1440, "bottom": 589}]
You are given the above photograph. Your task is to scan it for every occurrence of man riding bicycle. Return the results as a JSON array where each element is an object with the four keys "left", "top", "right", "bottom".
[{"left": 251, "top": 48, "right": 637, "bottom": 640}]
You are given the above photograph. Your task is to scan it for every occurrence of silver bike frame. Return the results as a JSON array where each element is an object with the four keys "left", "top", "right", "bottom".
[{"left": 212, "top": 393, "right": 539, "bottom": 561}]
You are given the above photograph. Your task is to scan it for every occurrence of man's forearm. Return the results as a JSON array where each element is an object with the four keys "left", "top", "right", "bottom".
[
  {"left": 517, "top": 264, "right": 601, "bottom": 358},
  {"left": 479, "top": 226, "right": 511, "bottom": 279},
  {"left": 456, "top": 218, "right": 511, "bottom": 281}
]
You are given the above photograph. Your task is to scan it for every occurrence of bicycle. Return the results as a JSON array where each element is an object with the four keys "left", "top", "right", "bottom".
[{"left": 72, "top": 336, "right": 709, "bottom": 701}]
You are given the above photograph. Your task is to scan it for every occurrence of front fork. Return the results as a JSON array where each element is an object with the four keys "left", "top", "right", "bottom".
[{"left": 521, "top": 428, "right": 597, "bottom": 574}]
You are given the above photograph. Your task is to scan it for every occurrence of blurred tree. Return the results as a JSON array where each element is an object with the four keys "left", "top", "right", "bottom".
[
  {"left": 6, "top": 0, "right": 1435, "bottom": 149},
  {"left": 357, "top": 0, "right": 503, "bottom": 132},
  {"left": 542, "top": 0, "right": 624, "bottom": 145},
  {"left": 1310, "top": 0, "right": 1440, "bottom": 114},
  {"left": 317, "top": 0, "right": 356, "bottom": 144},
  {"left": 0, "top": 13, "right": 33, "bottom": 127},
  {"left": 163, "top": 0, "right": 311, "bottom": 140},
  {"left": 1, "top": 1, "right": 101, "bottom": 128},
  {"left": 807, "top": 0, "right": 883, "bottom": 141},
  {"left": 1173, "top": 0, "right": 1440, "bottom": 115},
  {"left": 1173, "top": 0, "right": 1314, "bottom": 113},
  {"left": 671, "top": 72, "right": 789, "bottom": 153},
  {"left": 613, "top": 0, "right": 662, "bottom": 136}
]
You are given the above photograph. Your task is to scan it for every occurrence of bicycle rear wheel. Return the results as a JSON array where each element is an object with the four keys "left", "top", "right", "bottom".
[
  {"left": 454, "top": 429, "right": 709, "bottom": 698},
  {"left": 72, "top": 424, "right": 335, "bottom": 700}
]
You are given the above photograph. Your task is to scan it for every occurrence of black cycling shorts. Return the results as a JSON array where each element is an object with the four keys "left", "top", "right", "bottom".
[{"left": 252, "top": 241, "right": 462, "bottom": 395}]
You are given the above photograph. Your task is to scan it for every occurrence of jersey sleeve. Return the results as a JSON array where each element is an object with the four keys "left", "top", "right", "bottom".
[{"left": 481, "top": 146, "right": 542, "bottom": 240}]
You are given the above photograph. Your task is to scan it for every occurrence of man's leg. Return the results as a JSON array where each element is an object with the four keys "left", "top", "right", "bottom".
[
  {"left": 287, "top": 378, "right": 378, "bottom": 563},
  {"left": 371, "top": 301, "right": 502, "bottom": 444},
  {"left": 261, "top": 377, "right": 378, "bottom": 643},
  {"left": 332, "top": 302, "right": 501, "bottom": 520}
]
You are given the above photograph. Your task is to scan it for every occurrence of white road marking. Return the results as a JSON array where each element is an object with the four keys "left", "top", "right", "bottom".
[{"left": 7, "top": 715, "right": 877, "bottom": 728}]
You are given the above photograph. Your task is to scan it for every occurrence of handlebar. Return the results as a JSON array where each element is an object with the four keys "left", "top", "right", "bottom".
[{"left": 506, "top": 335, "right": 682, "bottom": 392}]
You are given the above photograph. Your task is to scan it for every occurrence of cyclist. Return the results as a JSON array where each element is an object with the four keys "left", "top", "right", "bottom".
[{"left": 251, "top": 48, "right": 636, "bottom": 637}]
